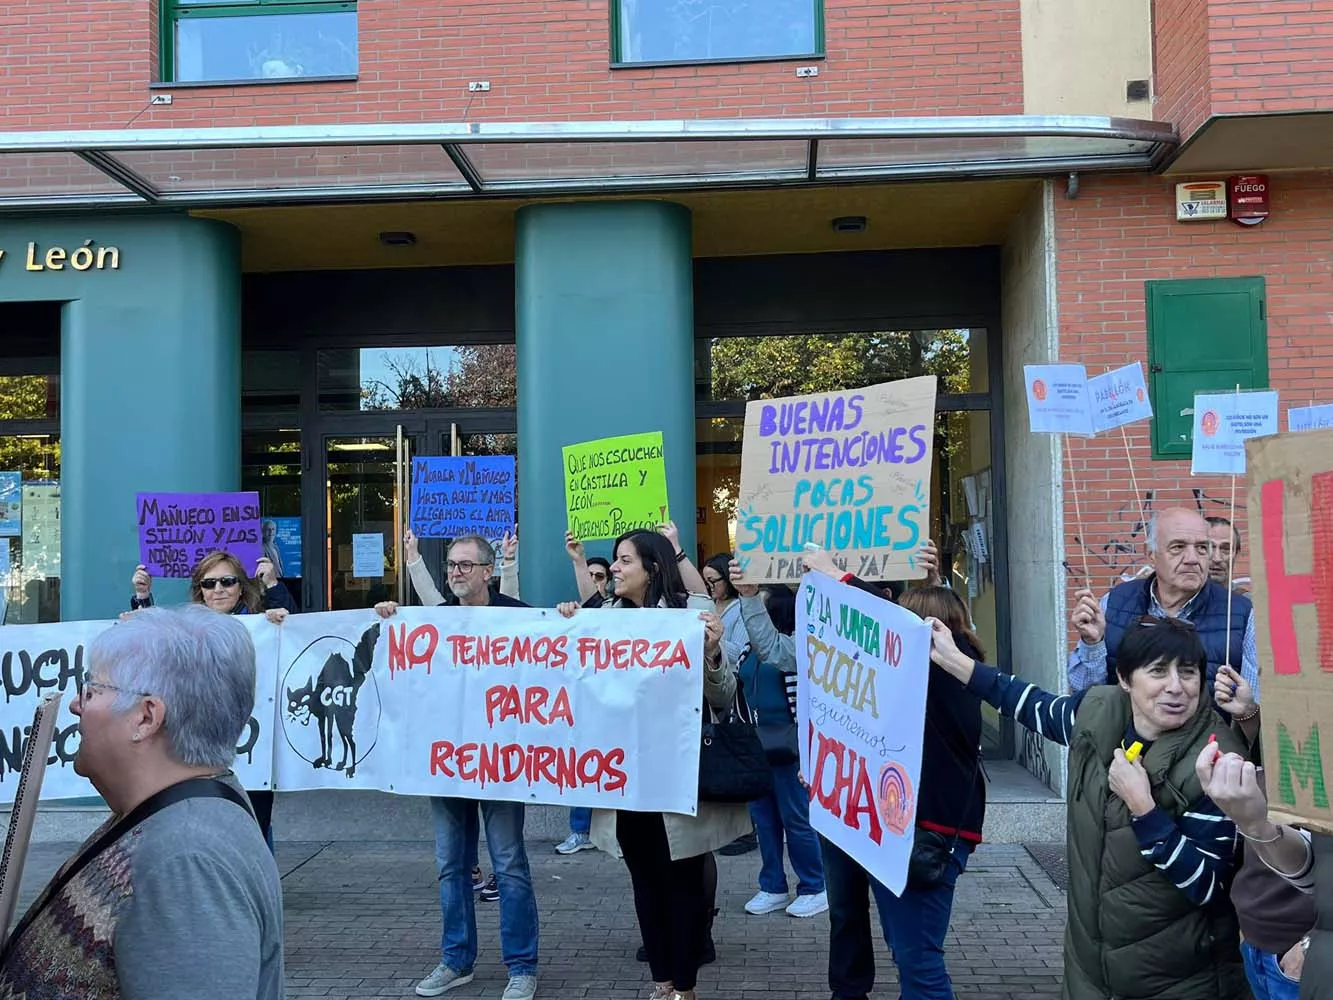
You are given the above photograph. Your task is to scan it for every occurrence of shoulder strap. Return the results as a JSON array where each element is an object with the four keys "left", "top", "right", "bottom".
[{"left": 3, "top": 777, "right": 250, "bottom": 956}]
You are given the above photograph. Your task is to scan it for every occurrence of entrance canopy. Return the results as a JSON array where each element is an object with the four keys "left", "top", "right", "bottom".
[{"left": 0, "top": 116, "right": 1175, "bottom": 212}]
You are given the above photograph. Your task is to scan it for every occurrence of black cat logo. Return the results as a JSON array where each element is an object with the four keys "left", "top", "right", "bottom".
[{"left": 282, "top": 622, "right": 381, "bottom": 779}]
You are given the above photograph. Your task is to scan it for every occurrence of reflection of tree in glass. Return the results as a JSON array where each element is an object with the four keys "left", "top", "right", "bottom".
[
  {"left": 708, "top": 330, "right": 971, "bottom": 400},
  {"left": 0, "top": 377, "right": 60, "bottom": 476},
  {"left": 246, "top": 20, "right": 356, "bottom": 79},
  {"left": 360, "top": 346, "right": 517, "bottom": 411}
]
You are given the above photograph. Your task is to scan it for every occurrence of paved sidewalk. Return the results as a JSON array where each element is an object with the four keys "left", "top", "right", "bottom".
[{"left": 16, "top": 839, "right": 1066, "bottom": 999}]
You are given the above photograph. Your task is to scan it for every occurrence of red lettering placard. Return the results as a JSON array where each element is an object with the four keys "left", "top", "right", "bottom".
[{"left": 1248, "top": 429, "right": 1333, "bottom": 833}]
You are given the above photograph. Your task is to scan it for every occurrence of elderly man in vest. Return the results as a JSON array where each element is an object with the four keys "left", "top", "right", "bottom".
[{"left": 1067, "top": 507, "right": 1260, "bottom": 700}]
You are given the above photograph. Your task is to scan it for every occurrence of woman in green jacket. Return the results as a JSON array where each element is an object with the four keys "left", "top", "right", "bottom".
[{"left": 927, "top": 614, "right": 1249, "bottom": 999}]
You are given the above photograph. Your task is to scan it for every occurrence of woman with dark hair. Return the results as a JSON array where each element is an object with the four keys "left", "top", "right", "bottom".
[
  {"left": 928, "top": 613, "right": 1250, "bottom": 999},
  {"left": 701, "top": 554, "right": 745, "bottom": 661},
  {"left": 805, "top": 546, "right": 983, "bottom": 1000},
  {"left": 558, "top": 530, "right": 748, "bottom": 1000}
]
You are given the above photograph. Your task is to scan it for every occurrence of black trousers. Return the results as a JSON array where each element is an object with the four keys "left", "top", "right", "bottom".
[
  {"left": 247, "top": 789, "right": 274, "bottom": 836},
  {"left": 618, "top": 811, "right": 707, "bottom": 991}
]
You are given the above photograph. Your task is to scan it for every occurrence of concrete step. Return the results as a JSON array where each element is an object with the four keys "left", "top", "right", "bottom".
[{"left": 12, "top": 759, "right": 1065, "bottom": 845}]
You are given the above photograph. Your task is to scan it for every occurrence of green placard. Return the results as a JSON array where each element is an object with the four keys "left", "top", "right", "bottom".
[{"left": 563, "top": 432, "right": 669, "bottom": 540}]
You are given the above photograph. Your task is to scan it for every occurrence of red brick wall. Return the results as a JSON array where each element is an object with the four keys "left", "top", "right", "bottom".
[
  {"left": 1053, "top": 172, "right": 1333, "bottom": 617},
  {"left": 1207, "top": 0, "right": 1333, "bottom": 116},
  {"left": 1151, "top": 0, "right": 1212, "bottom": 139},
  {"left": 0, "top": 0, "right": 1023, "bottom": 131}
]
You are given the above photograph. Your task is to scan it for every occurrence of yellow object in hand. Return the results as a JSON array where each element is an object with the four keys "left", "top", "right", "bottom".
[{"left": 1124, "top": 741, "right": 1144, "bottom": 763}]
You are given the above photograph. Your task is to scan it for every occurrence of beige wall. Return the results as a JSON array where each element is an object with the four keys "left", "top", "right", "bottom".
[
  {"left": 1020, "top": 0, "right": 1154, "bottom": 119},
  {"left": 999, "top": 182, "right": 1069, "bottom": 795}
]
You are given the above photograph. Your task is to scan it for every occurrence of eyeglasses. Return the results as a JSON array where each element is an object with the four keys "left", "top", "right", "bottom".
[
  {"left": 589, "top": 571, "right": 608, "bottom": 581},
  {"left": 703, "top": 576, "right": 724, "bottom": 587},
  {"left": 80, "top": 671, "right": 153, "bottom": 703},
  {"left": 200, "top": 576, "right": 240, "bottom": 590},
  {"left": 446, "top": 560, "right": 493, "bottom": 574}
]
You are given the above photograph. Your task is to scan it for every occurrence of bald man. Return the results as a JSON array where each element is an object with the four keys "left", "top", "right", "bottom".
[{"left": 1066, "top": 507, "right": 1260, "bottom": 699}]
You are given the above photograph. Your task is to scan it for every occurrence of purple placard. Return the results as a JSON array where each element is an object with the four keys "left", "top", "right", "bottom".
[{"left": 136, "top": 491, "right": 263, "bottom": 578}]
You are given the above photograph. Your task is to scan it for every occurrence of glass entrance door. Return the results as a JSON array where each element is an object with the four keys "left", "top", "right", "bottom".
[{"left": 314, "top": 412, "right": 517, "bottom": 611}]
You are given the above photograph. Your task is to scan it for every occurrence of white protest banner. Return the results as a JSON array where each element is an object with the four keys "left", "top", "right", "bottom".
[
  {"left": 1089, "top": 362, "right": 1154, "bottom": 433},
  {"left": 795, "top": 572, "right": 930, "bottom": 895},
  {"left": 1191, "top": 389, "right": 1280, "bottom": 475},
  {"left": 275, "top": 605, "right": 706, "bottom": 813},
  {"left": 1288, "top": 403, "right": 1333, "bottom": 434},
  {"left": 1023, "top": 364, "right": 1093, "bottom": 436},
  {"left": 0, "top": 615, "right": 279, "bottom": 804},
  {"left": 736, "top": 376, "right": 937, "bottom": 584}
]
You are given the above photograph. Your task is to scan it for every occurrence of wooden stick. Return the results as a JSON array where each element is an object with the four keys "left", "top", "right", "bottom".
[
  {"left": 1120, "top": 422, "right": 1150, "bottom": 557},
  {"left": 1064, "top": 434, "right": 1092, "bottom": 589}
]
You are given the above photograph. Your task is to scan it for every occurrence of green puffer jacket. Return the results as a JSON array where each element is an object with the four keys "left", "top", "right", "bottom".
[{"left": 1063, "top": 687, "right": 1250, "bottom": 1000}]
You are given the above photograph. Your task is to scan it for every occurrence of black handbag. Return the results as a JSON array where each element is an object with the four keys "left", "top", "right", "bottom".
[
  {"left": 698, "top": 681, "right": 775, "bottom": 803},
  {"left": 905, "top": 715, "right": 983, "bottom": 892}
]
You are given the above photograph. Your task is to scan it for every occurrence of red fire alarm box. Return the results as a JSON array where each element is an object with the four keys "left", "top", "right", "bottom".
[{"left": 1228, "top": 175, "right": 1270, "bottom": 226}]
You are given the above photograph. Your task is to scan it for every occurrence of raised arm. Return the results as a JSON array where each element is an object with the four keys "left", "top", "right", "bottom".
[
  {"left": 730, "top": 559, "right": 796, "bottom": 672},
  {"left": 1067, "top": 589, "right": 1110, "bottom": 694},
  {"left": 659, "top": 520, "right": 708, "bottom": 594},
  {"left": 402, "top": 530, "right": 447, "bottom": 607},
  {"left": 929, "top": 619, "right": 1085, "bottom": 747},
  {"left": 564, "top": 531, "right": 597, "bottom": 603},
  {"left": 499, "top": 529, "right": 520, "bottom": 599}
]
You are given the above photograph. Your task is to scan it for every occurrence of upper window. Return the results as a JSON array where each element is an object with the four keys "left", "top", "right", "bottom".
[
  {"left": 613, "top": 0, "right": 823, "bottom": 66},
  {"left": 161, "top": 0, "right": 358, "bottom": 84}
]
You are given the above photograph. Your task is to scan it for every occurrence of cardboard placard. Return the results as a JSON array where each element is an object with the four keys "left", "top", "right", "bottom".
[
  {"left": 1247, "top": 428, "right": 1333, "bottom": 834},
  {"left": 0, "top": 692, "right": 63, "bottom": 942},
  {"left": 410, "top": 456, "right": 516, "bottom": 541},
  {"left": 736, "top": 376, "right": 937, "bottom": 583}
]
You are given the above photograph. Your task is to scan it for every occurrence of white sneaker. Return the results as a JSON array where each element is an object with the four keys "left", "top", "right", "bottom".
[
  {"left": 744, "top": 889, "right": 790, "bottom": 914},
  {"left": 786, "top": 891, "right": 829, "bottom": 918},
  {"left": 415, "top": 964, "right": 473, "bottom": 997},
  {"left": 555, "top": 832, "right": 594, "bottom": 855},
  {"left": 502, "top": 974, "right": 538, "bottom": 1000}
]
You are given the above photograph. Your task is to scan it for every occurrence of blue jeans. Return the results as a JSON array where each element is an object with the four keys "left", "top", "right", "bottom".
[
  {"left": 569, "top": 807, "right": 592, "bottom": 836},
  {"left": 750, "top": 761, "right": 824, "bottom": 895},
  {"left": 431, "top": 797, "right": 539, "bottom": 976},
  {"left": 1241, "top": 940, "right": 1301, "bottom": 1000},
  {"left": 823, "top": 835, "right": 972, "bottom": 1000}
]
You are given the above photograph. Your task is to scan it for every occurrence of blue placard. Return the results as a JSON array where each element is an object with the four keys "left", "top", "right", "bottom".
[
  {"left": 411, "top": 456, "right": 516, "bottom": 540},
  {"left": 262, "top": 516, "right": 303, "bottom": 577}
]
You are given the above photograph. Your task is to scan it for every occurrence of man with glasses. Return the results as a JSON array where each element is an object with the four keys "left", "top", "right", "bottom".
[
  {"left": 1067, "top": 507, "right": 1259, "bottom": 703},
  {"left": 585, "top": 556, "right": 613, "bottom": 603},
  {"left": 377, "top": 535, "right": 538, "bottom": 1000}
]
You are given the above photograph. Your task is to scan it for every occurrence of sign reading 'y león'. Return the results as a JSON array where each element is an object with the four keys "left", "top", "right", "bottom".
[
  {"left": 736, "top": 376, "right": 937, "bottom": 583},
  {"left": 1247, "top": 428, "right": 1333, "bottom": 834}
]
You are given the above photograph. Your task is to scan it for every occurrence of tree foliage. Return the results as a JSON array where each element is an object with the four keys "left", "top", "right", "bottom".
[
  {"left": 0, "top": 376, "right": 60, "bottom": 477},
  {"left": 360, "top": 346, "right": 517, "bottom": 411}
]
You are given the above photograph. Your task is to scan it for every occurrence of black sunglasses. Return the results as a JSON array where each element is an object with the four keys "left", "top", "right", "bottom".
[{"left": 200, "top": 576, "right": 241, "bottom": 590}]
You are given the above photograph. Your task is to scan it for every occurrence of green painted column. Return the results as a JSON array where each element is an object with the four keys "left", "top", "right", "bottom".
[
  {"left": 0, "top": 216, "right": 242, "bottom": 621},
  {"left": 515, "top": 201, "right": 696, "bottom": 608}
]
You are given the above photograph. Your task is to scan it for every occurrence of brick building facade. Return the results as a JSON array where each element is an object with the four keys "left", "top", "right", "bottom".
[{"left": 1, "top": 0, "right": 1329, "bottom": 814}]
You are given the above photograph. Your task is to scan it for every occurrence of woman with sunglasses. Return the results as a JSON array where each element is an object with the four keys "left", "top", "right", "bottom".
[
  {"left": 126, "top": 551, "right": 295, "bottom": 847},
  {"left": 557, "top": 529, "right": 746, "bottom": 1000},
  {"left": 128, "top": 552, "right": 297, "bottom": 621},
  {"left": 927, "top": 613, "right": 1250, "bottom": 999}
]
